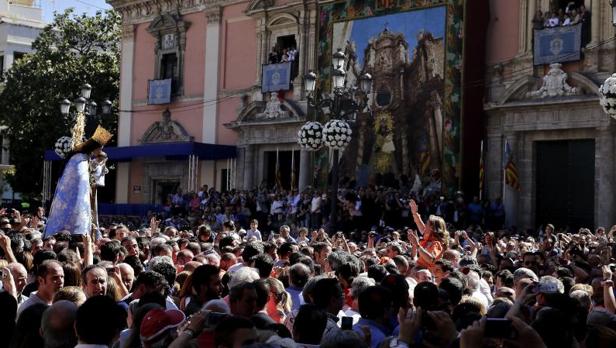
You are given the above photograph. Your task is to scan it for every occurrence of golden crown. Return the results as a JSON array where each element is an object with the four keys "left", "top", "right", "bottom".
[{"left": 92, "top": 126, "right": 113, "bottom": 146}]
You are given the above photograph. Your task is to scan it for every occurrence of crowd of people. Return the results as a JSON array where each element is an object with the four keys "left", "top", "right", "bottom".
[
  {"left": 532, "top": 2, "right": 591, "bottom": 29},
  {"left": 159, "top": 180, "right": 506, "bottom": 240},
  {"left": 1, "top": 187, "right": 616, "bottom": 347}
]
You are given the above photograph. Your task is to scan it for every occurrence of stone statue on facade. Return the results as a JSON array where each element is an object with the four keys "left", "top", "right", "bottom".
[
  {"left": 264, "top": 92, "right": 286, "bottom": 119},
  {"left": 140, "top": 108, "right": 193, "bottom": 143},
  {"left": 527, "top": 63, "right": 578, "bottom": 98}
]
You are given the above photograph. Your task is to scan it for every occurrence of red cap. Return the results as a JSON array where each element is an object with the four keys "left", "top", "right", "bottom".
[{"left": 140, "top": 308, "right": 186, "bottom": 343}]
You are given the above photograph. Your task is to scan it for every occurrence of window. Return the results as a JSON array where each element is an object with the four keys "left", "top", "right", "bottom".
[
  {"left": 270, "top": 35, "right": 299, "bottom": 80},
  {"left": 160, "top": 53, "right": 178, "bottom": 93},
  {"left": 13, "top": 52, "right": 25, "bottom": 62},
  {"left": 147, "top": 13, "right": 189, "bottom": 98},
  {"left": 0, "top": 55, "right": 4, "bottom": 73}
]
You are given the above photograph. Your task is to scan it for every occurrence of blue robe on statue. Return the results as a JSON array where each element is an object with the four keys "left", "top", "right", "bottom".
[{"left": 44, "top": 153, "right": 92, "bottom": 237}]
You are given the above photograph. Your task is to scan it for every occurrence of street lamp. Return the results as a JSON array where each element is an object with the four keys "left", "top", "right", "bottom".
[
  {"left": 297, "top": 48, "right": 372, "bottom": 233},
  {"left": 101, "top": 99, "right": 112, "bottom": 115},
  {"left": 81, "top": 83, "right": 92, "bottom": 99},
  {"left": 60, "top": 83, "right": 114, "bottom": 147},
  {"left": 60, "top": 99, "right": 71, "bottom": 116},
  {"left": 74, "top": 97, "right": 87, "bottom": 114},
  {"left": 599, "top": 73, "right": 616, "bottom": 118}
]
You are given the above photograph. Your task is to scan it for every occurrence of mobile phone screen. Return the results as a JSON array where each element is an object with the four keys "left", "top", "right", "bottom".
[{"left": 341, "top": 316, "right": 353, "bottom": 330}]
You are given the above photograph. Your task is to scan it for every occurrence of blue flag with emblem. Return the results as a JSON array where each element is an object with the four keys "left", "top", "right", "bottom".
[
  {"left": 148, "top": 79, "right": 172, "bottom": 105},
  {"left": 262, "top": 62, "right": 291, "bottom": 93},
  {"left": 534, "top": 24, "right": 582, "bottom": 65}
]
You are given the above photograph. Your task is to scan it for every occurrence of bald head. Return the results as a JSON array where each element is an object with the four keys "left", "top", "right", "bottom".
[
  {"left": 8, "top": 262, "right": 27, "bottom": 293},
  {"left": 118, "top": 263, "right": 135, "bottom": 291},
  {"left": 41, "top": 300, "right": 78, "bottom": 348}
]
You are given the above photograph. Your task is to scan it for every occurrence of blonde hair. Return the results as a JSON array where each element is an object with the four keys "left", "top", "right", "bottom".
[
  {"left": 266, "top": 278, "right": 292, "bottom": 314},
  {"left": 428, "top": 215, "right": 449, "bottom": 248}
]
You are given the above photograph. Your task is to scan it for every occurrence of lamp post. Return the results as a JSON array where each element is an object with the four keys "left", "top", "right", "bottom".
[
  {"left": 298, "top": 49, "right": 372, "bottom": 233},
  {"left": 60, "top": 83, "right": 113, "bottom": 146},
  {"left": 600, "top": 73, "right": 616, "bottom": 118}
]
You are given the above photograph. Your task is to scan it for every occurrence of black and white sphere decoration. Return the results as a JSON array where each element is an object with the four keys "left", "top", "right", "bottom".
[
  {"left": 54, "top": 136, "right": 73, "bottom": 159},
  {"left": 323, "top": 119, "right": 352, "bottom": 149},
  {"left": 600, "top": 73, "right": 616, "bottom": 118},
  {"left": 297, "top": 121, "right": 324, "bottom": 150}
]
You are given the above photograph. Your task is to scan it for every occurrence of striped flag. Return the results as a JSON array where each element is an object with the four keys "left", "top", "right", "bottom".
[
  {"left": 504, "top": 140, "right": 520, "bottom": 191},
  {"left": 479, "top": 140, "right": 485, "bottom": 200},
  {"left": 275, "top": 148, "right": 283, "bottom": 190}
]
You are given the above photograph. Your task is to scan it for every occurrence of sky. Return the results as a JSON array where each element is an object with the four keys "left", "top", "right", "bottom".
[
  {"left": 343, "top": 6, "right": 446, "bottom": 66},
  {"left": 41, "top": 0, "right": 112, "bottom": 23}
]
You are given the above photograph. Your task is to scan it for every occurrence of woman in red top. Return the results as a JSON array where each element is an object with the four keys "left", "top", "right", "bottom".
[{"left": 408, "top": 199, "right": 449, "bottom": 272}]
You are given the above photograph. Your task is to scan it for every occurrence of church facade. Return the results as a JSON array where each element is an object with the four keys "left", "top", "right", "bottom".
[
  {"left": 107, "top": 0, "right": 487, "bottom": 205},
  {"left": 483, "top": 0, "right": 616, "bottom": 230}
]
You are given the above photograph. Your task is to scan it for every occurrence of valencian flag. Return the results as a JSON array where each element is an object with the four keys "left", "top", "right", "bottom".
[
  {"left": 479, "top": 140, "right": 485, "bottom": 200},
  {"left": 504, "top": 140, "right": 521, "bottom": 191}
]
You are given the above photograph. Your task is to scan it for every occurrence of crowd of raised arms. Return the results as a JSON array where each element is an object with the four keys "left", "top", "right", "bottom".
[{"left": 0, "top": 183, "right": 615, "bottom": 348}]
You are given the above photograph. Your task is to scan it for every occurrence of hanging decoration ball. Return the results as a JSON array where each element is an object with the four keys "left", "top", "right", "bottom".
[
  {"left": 599, "top": 73, "right": 616, "bottom": 118},
  {"left": 297, "top": 121, "right": 324, "bottom": 150},
  {"left": 323, "top": 119, "right": 352, "bottom": 149},
  {"left": 54, "top": 136, "right": 73, "bottom": 159}
]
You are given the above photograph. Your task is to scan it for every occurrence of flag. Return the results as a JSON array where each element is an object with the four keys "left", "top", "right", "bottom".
[
  {"left": 275, "top": 148, "right": 283, "bottom": 190},
  {"left": 504, "top": 141, "right": 520, "bottom": 191},
  {"left": 290, "top": 150, "right": 296, "bottom": 189},
  {"left": 479, "top": 140, "right": 485, "bottom": 200}
]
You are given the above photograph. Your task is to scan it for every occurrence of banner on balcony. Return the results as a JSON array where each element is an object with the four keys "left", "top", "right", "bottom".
[
  {"left": 262, "top": 63, "right": 291, "bottom": 93},
  {"left": 148, "top": 79, "right": 172, "bottom": 105},
  {"left": 534, "top": 25, "right": 582, "bottom": 65}
]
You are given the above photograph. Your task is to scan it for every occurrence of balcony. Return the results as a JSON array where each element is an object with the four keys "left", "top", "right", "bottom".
[{"left": 2, "top": 1, "right": 43, "bottom": 24}]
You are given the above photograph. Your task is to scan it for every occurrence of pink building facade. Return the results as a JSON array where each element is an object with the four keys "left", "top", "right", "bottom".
[{"left": 109, "top": 0, "right": 266, "bottom": 204}]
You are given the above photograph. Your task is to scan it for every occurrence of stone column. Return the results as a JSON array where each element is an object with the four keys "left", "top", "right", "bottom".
[
  {"left": 526, "top": 0, "right": 536, "bottom": 53},
  {"left": 590, "top": 0, "right": 600, "bottom": 44},
  {"left": 243, "top": 145, "right": 255, "bottom": 190},
  {"left": 298, "top": 150, "right": 311, "bottom": 191},
  {"left": 116, "top": 24, "right": 135, "bottom": 204},
  {"left": 518, "top": 0, "right": 529, "bottom": 55},
  {"left": 203, "top": 8, "right": 222, "bottom": 143}
]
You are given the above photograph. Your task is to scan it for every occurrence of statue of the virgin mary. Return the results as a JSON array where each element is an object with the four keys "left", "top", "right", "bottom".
[{"left": 44, "top": 126, "right": 112, "bottom": 238}]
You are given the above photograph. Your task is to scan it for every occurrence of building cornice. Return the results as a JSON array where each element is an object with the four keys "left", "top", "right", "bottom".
[{"left": 107, "top": 0, "right": 249, "bottom": 24}]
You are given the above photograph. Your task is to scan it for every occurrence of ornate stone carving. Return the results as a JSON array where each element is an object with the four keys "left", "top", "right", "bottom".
[
  {"left": 140, "top": 109, "right": 194, "bottom": 143},
  {"left": 263, "top": 92, "right": 287, "bottom": 119},
  {"left": 205, "top": 7, "right": 222, "bottom": 23},
  {"left": 527, "top": 63, "right": 578, "bottom": 98}
]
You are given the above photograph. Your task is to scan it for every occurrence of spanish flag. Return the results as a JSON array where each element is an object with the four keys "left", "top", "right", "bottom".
[
  {"left": 504, "top": 141, "right": 520, "bottom": 191},
  {"left": 479, "top": 140, "right": 485, "bottom": 199}
]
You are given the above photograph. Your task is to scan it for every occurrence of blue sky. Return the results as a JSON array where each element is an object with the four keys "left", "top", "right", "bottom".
[
  {"left": 348, "top": 6, "right": 446, "bottom": 65},
  {"left": 41, "top": 0, "right": 112, "bottom": 23}
]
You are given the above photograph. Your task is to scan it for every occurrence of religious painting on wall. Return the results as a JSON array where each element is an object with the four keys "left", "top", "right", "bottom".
[{"left": 316, "top": 0, "right": 464, "bottom": 195}]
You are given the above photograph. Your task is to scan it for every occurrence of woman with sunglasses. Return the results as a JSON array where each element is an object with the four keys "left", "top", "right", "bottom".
[{"left": 408, "top": 199, "right": 450, "bottom": 273}]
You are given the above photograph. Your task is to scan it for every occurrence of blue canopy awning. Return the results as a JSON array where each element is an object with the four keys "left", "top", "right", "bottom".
[{"left": 44, "top": 142, "right": 237, "bottom": 161}]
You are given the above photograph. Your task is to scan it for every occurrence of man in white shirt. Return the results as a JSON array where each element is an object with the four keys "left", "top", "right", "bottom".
[{"left": 17, "top": 260, "right": 64, "bottom": 320}]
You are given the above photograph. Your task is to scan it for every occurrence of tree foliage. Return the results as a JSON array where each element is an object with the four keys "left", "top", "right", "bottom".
[{"left": 0, "top": 9, "right": 121, "bottom": 196}]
